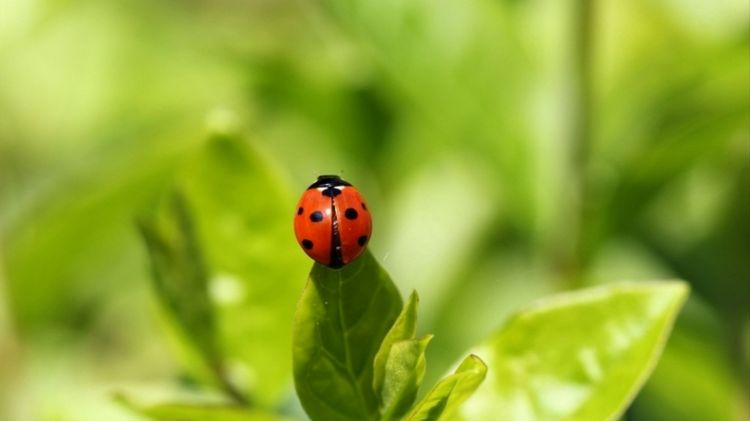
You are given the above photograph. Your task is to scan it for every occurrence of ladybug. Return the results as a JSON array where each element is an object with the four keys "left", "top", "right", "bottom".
[{"left": 294, "top": 175, "right": 372, "bottom": 268}]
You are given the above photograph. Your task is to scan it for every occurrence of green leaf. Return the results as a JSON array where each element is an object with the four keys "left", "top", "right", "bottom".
[
  {"left": 381, "top": 335, "right": 432, "bottom": 420},
  {"left": 139, "top": 192, "right": 249, "bottom": 403},
  {"left": 459, "top": 282, "right": 689, "bottom": 421},
  {"left": 405, "top": 354, "right": 488, "bottom": 421},
  {"left": 175, "top": 134, "right": 309, "bottom": 404},
  {"left": 4, "top": 134, "right": 186, "bottom": 333},
  {"left": 373, "top": 290, "right": 419, "bottom": 397},
  {"left": 138, "top": 192, "right": 219, "bottom": 367},
  {"left": 293, "top": 250, "right": 403, "bottom": 421},
  {"left": 115, "top": 395, "right": 286, "bottom": 421}
]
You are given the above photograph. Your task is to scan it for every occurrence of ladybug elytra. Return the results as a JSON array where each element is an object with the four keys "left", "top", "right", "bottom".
[{"left": 294, "top": 175, "right": 372, "bottom": 268}]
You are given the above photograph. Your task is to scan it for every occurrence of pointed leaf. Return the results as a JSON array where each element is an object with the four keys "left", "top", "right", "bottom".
[
  {"left": 381, "top": 335, "right": 432, "bottom": 420},
  {"left": 176, "top": 134, "right": 309, "bottom": 403},
  {"left": 459, "top": 282, "right": 689, "bottom": 421},
  {"left": 406, "top": 354, "right": 488, "bottom": 421},
  {"left": 373, "top": 290, "right": 419, "bottom": 396},
  {"left": 138, "top": 192, "right": 219, "bottom": 366},
  {"left": 293, "top": 250, "right": 403, "bottom": 421}
]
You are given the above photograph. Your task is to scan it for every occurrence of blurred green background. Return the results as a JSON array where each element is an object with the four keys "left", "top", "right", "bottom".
[{"left": 1, "top": 0, "right": 748, "bottom": 420}]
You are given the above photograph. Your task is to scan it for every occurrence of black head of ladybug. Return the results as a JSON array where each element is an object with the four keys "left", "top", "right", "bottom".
[
  {"left": 307, "top": 175, "right": 352, "bottom": 189},
  {"left": 308, "top": 175, "right": 352, "bottom": 197}
]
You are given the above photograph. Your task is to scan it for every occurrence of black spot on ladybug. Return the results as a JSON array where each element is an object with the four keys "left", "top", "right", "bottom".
[
  {"left": 310, "top": 211, "right": 324, "bottom": 222},
  {"left": 297, "top": 207, "right": 303, "bottom": 215},
  {"left": 361, "top": 202, "right": 368, "bottom": 211},
  {"left": 321, "top": 187, "right": 342, "bottom": 197},
  {"left": 358, "top": 235, "right": 368, "bottom": 246},
  {"left": 345, "top": 208, "right": 358, "bottom": 220},
  {"left": 302, "top": 239, "right": 314, "bottom": 250}
]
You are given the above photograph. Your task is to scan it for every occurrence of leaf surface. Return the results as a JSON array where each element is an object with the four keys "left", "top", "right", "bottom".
[
  {"left": 381, "top": 335, "right": 432, "bottom": 420},
  {"left": 138, "top": 192, "right": 220, "bottom": 368},
  {"left": 175, "top": 134, "right": 309, "bottom": 403},
  {"left": 293, "top": 250, "right": 402, "bottom": 421},
  {"left": 373, "top": 290, "right": 419, "bottom": 397},
  {"left": 405, "top": 354, "right": 487, "bottom": 421},
  {"left": 459, "top": 282, "right": 689, "bottom": 421}
]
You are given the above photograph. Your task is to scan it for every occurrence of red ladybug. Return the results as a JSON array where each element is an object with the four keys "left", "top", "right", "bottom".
[{"left": 294, "top": 175, "right": 372, "bottom": 268}]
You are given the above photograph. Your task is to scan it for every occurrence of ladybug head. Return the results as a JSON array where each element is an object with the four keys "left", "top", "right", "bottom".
[{"left": 308, "top": 175, "right": 352, "bottom": 189}]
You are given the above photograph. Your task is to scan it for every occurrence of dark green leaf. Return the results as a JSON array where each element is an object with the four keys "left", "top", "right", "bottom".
[
  {"left": 459, "top": 282, "right": 688, "bottom": 420},
  {"left": 373, "top": 290, "right": 419, "bottom": 397},
  {"left": 405, "top": 354, "right": 487, "bottom": 421},
  {"left": 380, "top": 335, "right": 432, "bottom": 420},
  {"left": 293, "top": 250, "right": 403, "bottom": 421}
]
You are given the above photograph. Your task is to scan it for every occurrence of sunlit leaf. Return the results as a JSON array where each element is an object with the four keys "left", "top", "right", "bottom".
[
  {"left": 405, "top": 354, "right": 487, "bottom": 421},
  {"left": 373, "top": 290, "right": 419, "bottom": 397},
  {"left": 176, "top": 133, "right": 309, "bottom": 404},
  {"left": 380, "top": 335, "right": 432, "bottom": 420},
  {"left": 459, "top": 282, "right": 688, "bottom": 421},
  {"left": 293, "top": 250, "right": 402, "bottom": 421}
]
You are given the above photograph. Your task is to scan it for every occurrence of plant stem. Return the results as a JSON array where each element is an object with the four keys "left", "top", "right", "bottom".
[{"left": 213, "top": 362, "right": 251, "bottom": 406}]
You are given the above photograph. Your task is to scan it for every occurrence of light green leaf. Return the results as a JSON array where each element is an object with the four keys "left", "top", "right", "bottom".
[
  {"left": 406, "top": 354, "right": 488, "bottom": 421},
  {"left": 460, "top": 282, "right": 689, "bottom": 421},
  {"left": 138, "top": 192, "right": 219, "bottom": 367},
  {"left": 293, "top": 250, "right": 403, "bottom": 421},
  {"left": 3, "top": 134, "right": 187, "bottom": 333},
  {"left": 115, "top": 395, "right": 286, "bottom": 421},
  {"left": 176, "top": 133, "right": 309, "bottom": 404},
  {"left": 381, "top": 335, "right": 432, "bottom": 421},
  {"left": 373, "top": 290, "right": 419, "bottom": 397},
  {"left": 138, "top": 192, "right": 248, "bottom": 403}
]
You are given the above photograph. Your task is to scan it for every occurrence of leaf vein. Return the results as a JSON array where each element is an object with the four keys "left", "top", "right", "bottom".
[
  {"left": 344, "top": 282, "right": 384, "bottom": 333},
  {"left": 337, "top": 269, "right": 375, "bottom": 420}
]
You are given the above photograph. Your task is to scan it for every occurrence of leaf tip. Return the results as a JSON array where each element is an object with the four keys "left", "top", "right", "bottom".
[
  {"left": 642, "top": 279, "right": 691, "bottom": 310},
  {"left": 419, "top": 334, "right": 435, "bottom": 348},
  {"left": 466, "top": 354, "right": 488, "bottom": 371}
]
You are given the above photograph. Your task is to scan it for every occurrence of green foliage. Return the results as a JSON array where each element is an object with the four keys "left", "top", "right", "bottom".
[
  {"left": 138, "top": 192, "right": 221, "bottom": 379},
  {"left": 0, "top": 0, "right": 745, "bottom": 420},
  {"left": 292, "top": 250, "right": 403, "bottom": 420},
  {"left": 291, "top": 254, "right": 484, "bottom": 421},
  {"left": 373, "top": 291, "right": 419, "bottom": 397},
  {"left": 380, "top": 335, "right": 432, "bottom": 420},
  {"left": 135, "top": 133, "right": 309, "bottom": 407},
  {"left": 292, "top": 252, "right": 686, "bottom": 421},
  {"left": 116, "top": 395, "right": 285, "bottom": 421},
  {"left": 460, "top": 282, "right": 689, "bottom": 420},
  {"left": 175, "top": 134, "right": 309, "bottom": 404},
  {"left": 405, "top": 355, "right": 488, "bottom": 421}
]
